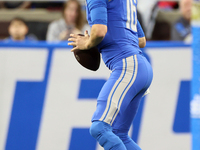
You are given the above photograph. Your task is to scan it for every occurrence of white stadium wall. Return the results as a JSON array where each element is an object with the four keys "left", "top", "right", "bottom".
[{"left": 0, "top": 42, "right": 191, "bottom": 150}]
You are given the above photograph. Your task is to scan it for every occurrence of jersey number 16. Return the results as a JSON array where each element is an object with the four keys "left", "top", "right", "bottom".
[{"left": 126, "top": 0, "right": 137, "bottom": 32}]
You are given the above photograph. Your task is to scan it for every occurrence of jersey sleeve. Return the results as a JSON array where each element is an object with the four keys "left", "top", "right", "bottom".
[
  {"left": 137, "top": 20, "right": 145, "bottom": 38},
  {"left": 87, "top": 0, "right": 107, "bottom": 25}
]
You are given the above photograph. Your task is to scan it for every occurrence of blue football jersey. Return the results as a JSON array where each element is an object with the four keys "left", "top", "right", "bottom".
[{"left": 86, "top": 0, "right": 142, "bottom": 69}]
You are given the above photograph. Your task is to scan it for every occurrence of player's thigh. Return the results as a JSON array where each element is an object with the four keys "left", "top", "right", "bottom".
[
  {"left": 91, "top": 65, "right": 124, "bottom": 122},
  {"left": 112, "top": 89, "right": 146, "bottom": 133},
  {"left": 111, "top": 54, "right": 153, "bottom": 131},
  {"left": 92, "top": 54, "right": 152, "bottom": 125}
]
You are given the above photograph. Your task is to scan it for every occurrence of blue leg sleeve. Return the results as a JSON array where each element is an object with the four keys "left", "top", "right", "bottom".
[
  {"left": 113, "top": 132, "right": 141, "bottom": 150},
  {"left": 90, "top": 121, "right": 126, "bottom": 150}
]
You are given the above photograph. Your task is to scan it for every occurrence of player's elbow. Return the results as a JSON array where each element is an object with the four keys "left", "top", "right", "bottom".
[
  {"left": 139, "top": 37, "right": 146, "bottom": 48},
  {"left": 139, "top": 40, "right": 146, "bottom": 48},
  {"left": 92, "top": 24, "right": 107, "bottom": 38},
  {"left": 96, "top": 30, "right": 107, "bottom": 38}
]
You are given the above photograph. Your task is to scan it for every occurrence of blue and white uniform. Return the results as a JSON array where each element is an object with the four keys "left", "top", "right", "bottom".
[{"left": 86, "top": 0, "right": 153, "bottom": 149}]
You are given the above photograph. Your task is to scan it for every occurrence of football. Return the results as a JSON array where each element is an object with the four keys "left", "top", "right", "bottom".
[{"left": 73, "top": 34, "right": 100, "bottom": 71}]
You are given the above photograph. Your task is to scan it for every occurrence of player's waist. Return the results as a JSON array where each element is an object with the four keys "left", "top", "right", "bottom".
[
  {"left": 98, "top": 39, "right": 139, "bottom": 51},
  {"left": 97, "top": 29, "right": 139, "bottom": 50},
  {"left": 100, "top": 47, "right": 141, "bottom": 70}
]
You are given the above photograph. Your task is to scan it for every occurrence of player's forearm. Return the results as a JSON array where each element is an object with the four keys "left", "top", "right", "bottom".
[{"left": 86, "top": 24, "right": 107, "bottom": 49}]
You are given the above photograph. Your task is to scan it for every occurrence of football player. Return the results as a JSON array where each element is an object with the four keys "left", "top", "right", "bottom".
[{"left": 68, "top": 0, "right": 153, "bottom": 149}]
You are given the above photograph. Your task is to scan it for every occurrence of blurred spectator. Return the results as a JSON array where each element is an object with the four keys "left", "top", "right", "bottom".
[
  {"left": 0, "top": 1, "right": 31, "bottom": 9},
  {"left": 138, "top": 0, "right": 157, "bottom": 33},
  {"left": 171, "top": 0, "right": 192, "bottom": 42},
  {"left": 158, "top": 1, "right": 178, "bottom": 10},
  {"left": 46, "top": 0, "right": 90, "bottom": 42},
  {"left": 151, "top": 21, "right": 171, "bottom": 41},
  {"left": 145, "top": 1, "right": 178, "bottom": 40},
  {"left": 6, "top": 18, "right": 36, "bottom": 42}
]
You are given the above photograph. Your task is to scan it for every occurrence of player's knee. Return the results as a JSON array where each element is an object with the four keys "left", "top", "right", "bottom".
[
  {"left": 90, "top": 121, "right": 106, "bottom": 139},
  {"left": 90, "top": 121, "right": 124, "bottom": 149},
  {"left": 89, "top": 122, "right": 99, "bottom": 138},
  {"left": 90, "top": 121, "right": 110, "bottom": 147}
]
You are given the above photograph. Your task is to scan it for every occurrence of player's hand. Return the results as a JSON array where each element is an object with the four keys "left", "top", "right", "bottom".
[{"left": 68, "top": 30, "right": 90, "bottom": 52}]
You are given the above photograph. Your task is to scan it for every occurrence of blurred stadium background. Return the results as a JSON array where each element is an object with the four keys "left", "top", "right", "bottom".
[{"left": 0, "top": 0, "right": 199, "bottom": 150}]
